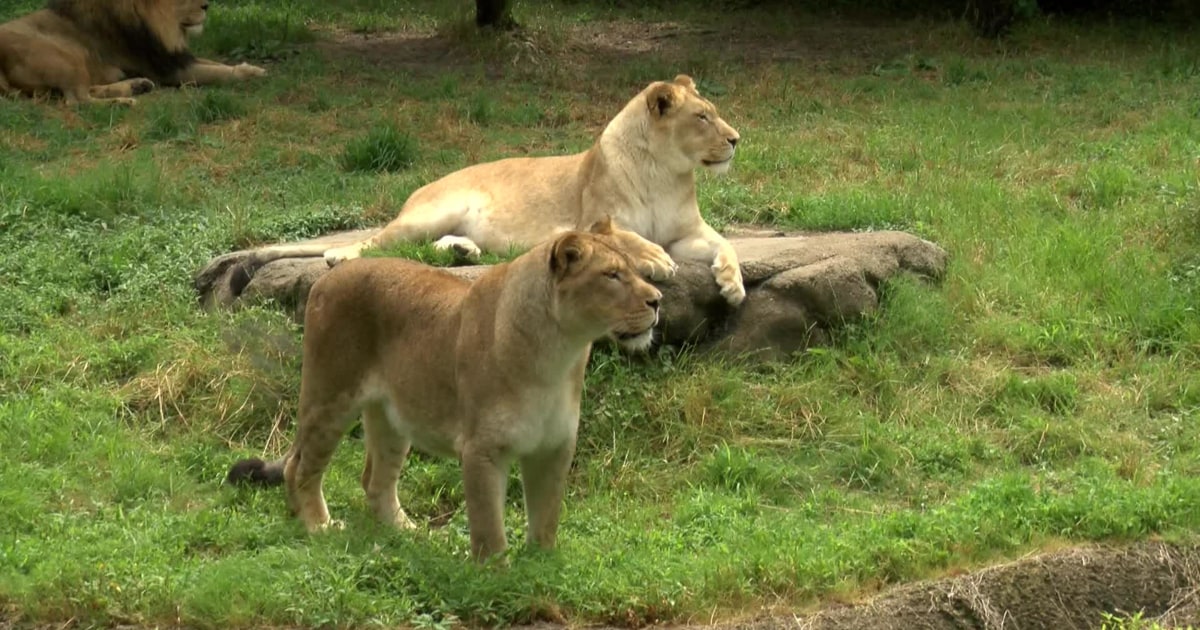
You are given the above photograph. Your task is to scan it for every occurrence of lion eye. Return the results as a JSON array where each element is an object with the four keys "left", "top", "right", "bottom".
[
  {"left": 697, "top": 113, "right": 709, "bottom": 122},
  {"left": 604, "top": 270, "right": 620, "bottom": 280}
]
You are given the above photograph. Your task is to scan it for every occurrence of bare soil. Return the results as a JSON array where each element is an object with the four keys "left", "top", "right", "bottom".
[
  {"left": 727, "top": 542, "right": 1200, "bottom": 630},
  {"left": 315, "top": 17, "right": 977, "bottom": 77}
]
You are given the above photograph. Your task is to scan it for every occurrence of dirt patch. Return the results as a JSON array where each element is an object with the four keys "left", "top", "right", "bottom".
[
  {"left": 317, "top": 30, "right": 465, "bottom": 72},
  {"left": 315, "top": 17, "right": 975, "bottom": 78},
  {"left": 729, "top": 541, "right": 1200, "bottom": 630},
  {"left": 565, "top": 18, "right": 965, "bottom": 69}
]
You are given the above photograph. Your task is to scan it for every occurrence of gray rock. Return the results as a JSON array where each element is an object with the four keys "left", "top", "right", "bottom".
[{"left": 194, "top": 229, "right": 948, "bottom": 361}]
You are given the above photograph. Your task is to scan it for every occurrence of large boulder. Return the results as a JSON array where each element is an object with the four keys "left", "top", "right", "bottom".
[{"left": 194, "top": 228, "right": 948, "bottom": 361}]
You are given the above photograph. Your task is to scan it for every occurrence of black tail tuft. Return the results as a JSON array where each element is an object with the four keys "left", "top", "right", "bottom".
[{"left": 226, "top": 457, "right": 284, "bottom": 486}]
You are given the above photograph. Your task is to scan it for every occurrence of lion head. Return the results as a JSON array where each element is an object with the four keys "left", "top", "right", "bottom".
[
  {"left": 47, "top": 0, "right": 210, "bottom": 53},
  {"left": 175, "top": 0, "right": 209, "bottom": 37},
  {"left": 643, "top": 74, "right": 741, "bottom": 175},
  {"left": 548, "top": 219, "right": 663, "bottom": 352}
]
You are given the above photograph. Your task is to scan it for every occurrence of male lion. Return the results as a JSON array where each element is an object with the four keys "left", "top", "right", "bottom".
[
  {"left": 265, "top": 74, "right": 746, "bottom": 305},
  {"left": 0, "top": 0, "right": 267, "bottom": 105},
  {"left": 226, "top": 219, "right": 663, "bottom": 561}
]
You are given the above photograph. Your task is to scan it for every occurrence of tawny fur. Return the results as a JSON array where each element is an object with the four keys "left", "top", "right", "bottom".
[
  {"left": 227, "top": 220, "right": 663, "bottom": 561},
  {"left": 0, "top": 0, "right": 266, "bottom": 105},
  {"left": 260, "top": 74, "right": 747, "bottom": 305}
]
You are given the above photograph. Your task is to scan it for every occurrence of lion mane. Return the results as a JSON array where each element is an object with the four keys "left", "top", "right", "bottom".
[{"left": 48, "top": 0, "right": 196, "bottom": 83}]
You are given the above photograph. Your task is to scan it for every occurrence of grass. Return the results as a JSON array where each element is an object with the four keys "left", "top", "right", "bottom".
[
  {"left": 366, "top": 239, "right": 525, "bottom": 267},
  {"left": 340, "top": 124, "right": 420, "bottom": 173},
  {"left": 2, "top": 0, "right": 1200, "bottom": 627},
  {"left": 1102, "top": 611, "right": 1198, "bottom": 630}
]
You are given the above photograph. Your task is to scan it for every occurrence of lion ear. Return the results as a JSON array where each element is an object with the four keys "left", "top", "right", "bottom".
[
  {"left": 550, "top": 232, "right": 588, "bottom": 277},
  {"left": 587, "top": 215, "right": 615, "bottom": 235},
  {"left": 645, "top": 82, "right": 681, "bottom": 118},
  {"left": 673, "top": 74, "right": 697, "bottom": 92}
]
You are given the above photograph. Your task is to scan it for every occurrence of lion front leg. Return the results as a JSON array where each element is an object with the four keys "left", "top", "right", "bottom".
[
  {"left": 519, "top": 441, "right": 576, "bottom": 550},
  {"left": 176, "top": 58, "right": 267, "bottom": 86},
  {"left": 89, "top": 78, "right": 155, "bottom": 100},
  {"left": 285, "top": 400, "right": 359, "bottom": 532},
  {"left": 668, "top": 224, "right": 746, "bottom": 306},
  {"left": 461, "top": 444, "right": 511, "bottom": 561}
]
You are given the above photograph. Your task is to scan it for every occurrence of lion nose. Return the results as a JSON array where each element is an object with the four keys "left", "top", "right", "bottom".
[
  {"left": 647, "top": 298, "right": 660, "bottom": 312},
  {"left": 728, "top": 136, "right": 739, "bottom": 148},
  {"left": 201, "top": 2, "right": 209, "bottom": 10}
]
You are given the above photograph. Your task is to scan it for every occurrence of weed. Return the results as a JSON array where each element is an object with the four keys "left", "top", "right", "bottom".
[
  {"left": 194, "top": 90, "right": 247, "bottom": 125},
  {"left": 464, "top": 92, "right": 496, "bottom": 125},
  {"left": 702, "top": 444, "right": 773, "bottom": 494},
  {"left": 340, "top": 125, "right": 419, "bottom": 173},
  {"left": 943, "top": 57, "right": 990, "bottom": 85}
]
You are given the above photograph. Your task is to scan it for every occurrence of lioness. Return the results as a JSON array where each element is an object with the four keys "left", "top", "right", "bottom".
[
  {"left": 0, "top": 0, "right": 267, "bottom": 105},
  {"left": 226, "top": 219, "right": 662, "bottom": 561},
  {"left": 264, "top": 74, "right": 746, "bottom": 305}
]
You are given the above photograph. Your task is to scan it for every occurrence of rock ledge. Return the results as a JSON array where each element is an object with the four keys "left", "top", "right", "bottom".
[{"left": 194, "top": 229, "right": 948, "bottom": 360}]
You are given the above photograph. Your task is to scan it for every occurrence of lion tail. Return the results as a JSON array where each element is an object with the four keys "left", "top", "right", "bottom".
[{"left": 226, "top": 456, "right": 286, "bottom": 486}]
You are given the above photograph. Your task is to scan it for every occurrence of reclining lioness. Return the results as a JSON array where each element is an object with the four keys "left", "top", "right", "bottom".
[
  {"left": 226, "top": 218, "right": 662, "bottom": 561},
  {"left": 265, "top": 74, "right": 745, "bottom": 305}
]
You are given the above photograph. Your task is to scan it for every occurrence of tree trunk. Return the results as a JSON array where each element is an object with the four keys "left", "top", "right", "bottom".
[{"left": 475, "top": 0, "right": 516, "bottom": 29}]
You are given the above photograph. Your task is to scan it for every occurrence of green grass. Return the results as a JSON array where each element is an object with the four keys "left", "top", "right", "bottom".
[
  {"left": 340, "top": 124, "right": 420, "bottom": 173},
  {"left": 1, "top": 0, "right": 1200, "bottom": 627},
  {"left": 367, "top": 240, "right": 525, "bottom": 267},
  {"left": 1101, "top": 611, "right": 1197, "bottom": 630}
]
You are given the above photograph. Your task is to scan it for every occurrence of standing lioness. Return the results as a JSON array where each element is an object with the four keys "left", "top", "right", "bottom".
[
  {"left": 227, "top": 219, "right": 662, "bottom": 561},
  {"left": 265, "top": 74, "right": 745, "bottom": 305}
]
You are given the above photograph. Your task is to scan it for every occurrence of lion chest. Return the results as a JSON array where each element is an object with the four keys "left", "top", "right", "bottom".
[
  {"left": 588, "top": 180, "right": 697, "bottom": 245},
  {"left": 482, "top": 382, "right": 581, "bottom": 458}
]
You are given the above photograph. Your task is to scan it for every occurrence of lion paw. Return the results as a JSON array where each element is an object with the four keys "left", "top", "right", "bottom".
[
  {"left": 306, "top": 518, "right": 345, "bottom": 533},
  {"left": 324, "top": 243, "right": 366, "bottom": 267},
  {"left": 638, "top": 247, "right": 678, "bottom": 281},
  {"left": 433, "top": 235, "right": 482, "bottom": 260},
  {"left": 130, "top": 78, "right": 155, "bottom": 95},
  {"left": 714, "top": 264, "right": 746, "bottom": 306},
  {"left": 394, "top": 510, "right": 418, "bottom": 530},
  {"left": 235, "top": 63, "right": 268, "bottom": 79}
]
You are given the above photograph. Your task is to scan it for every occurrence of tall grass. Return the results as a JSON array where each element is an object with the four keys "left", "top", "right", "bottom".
[{"left": 341, "top": 125, "right": 420, "bottom": 173}]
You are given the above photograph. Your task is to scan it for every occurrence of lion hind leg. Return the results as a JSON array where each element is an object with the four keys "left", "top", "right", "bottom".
[
  {"left": 359, "top": 401, "right": 416, "bottom": 529},
  {"left": 63, "top": 87, "right": 136, "bottom": 106},
  {"left": 324, "top": 201, "right": 480, "bottom": 267},
  {"left": 1, "top": 38, "right": 132, "bottom": 105},
  {"left": 286, "top": 396, "right": 361, "bottom": 532},
  {"left": 433, "top": 235, "right": 482, "bottom": 260}
]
